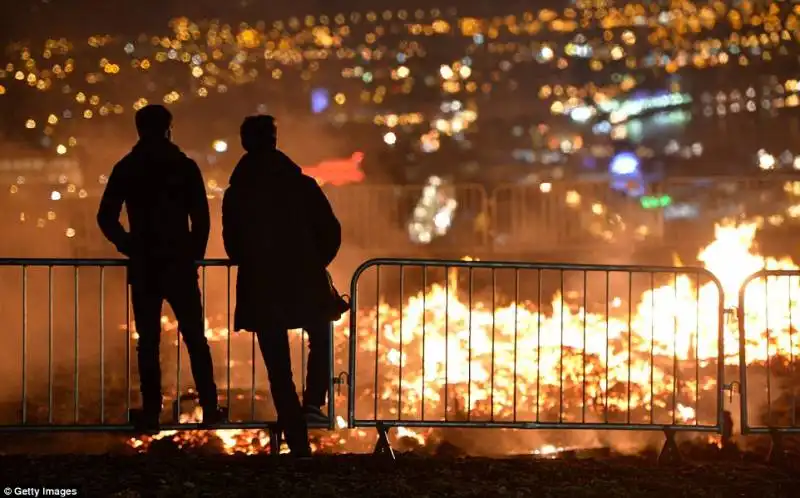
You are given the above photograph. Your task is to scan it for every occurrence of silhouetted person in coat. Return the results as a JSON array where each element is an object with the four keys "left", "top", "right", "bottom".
[
  {"left": 97, "top": 105, "right": 225, "bottom": 432},
  {"left": 222, "top": 115, "right": 342, "bottom": 456}
]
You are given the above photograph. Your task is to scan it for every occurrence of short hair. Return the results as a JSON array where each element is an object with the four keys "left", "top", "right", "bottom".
[
  {"left": 240, "top": 115, "right": 277, "bottom": 152},
  {"left": 135, "top": 105, "right": 173, "bottom": 138}
]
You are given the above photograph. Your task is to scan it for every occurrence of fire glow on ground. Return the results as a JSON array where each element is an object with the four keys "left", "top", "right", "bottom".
[{"left": 0, "top": 453, "right": 797, "bottom": 497}]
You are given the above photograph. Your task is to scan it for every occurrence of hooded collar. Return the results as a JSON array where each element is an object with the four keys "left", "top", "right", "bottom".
[
  {"left": 131, "top": 138, "right": 183, "bottom": 157},
  {"left": 230, "top": 150, "right": 301, "bottom": 186}
]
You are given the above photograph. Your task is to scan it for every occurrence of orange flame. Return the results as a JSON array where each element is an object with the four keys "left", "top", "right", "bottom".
[{"left": 130, "top": 220, "right": 800, "bottom": 454}]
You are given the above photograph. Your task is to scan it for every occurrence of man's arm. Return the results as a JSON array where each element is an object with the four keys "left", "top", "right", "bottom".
[
  {"left": 221, "top": 183, "right": 243, "bottom": 264},
  {"left": 306, "top": 178, "right": 341, "bottom": 267},
  {"left": 96, "top": 160, "right": 132, "bottom": 256},
  {"left": 187, "top": 159, "right": 211, "bottom": 262}
]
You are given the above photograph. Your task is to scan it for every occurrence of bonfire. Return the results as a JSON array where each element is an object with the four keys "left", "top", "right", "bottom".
[{"left": 115, "top": 220, "right": 798, "bottom": 455}]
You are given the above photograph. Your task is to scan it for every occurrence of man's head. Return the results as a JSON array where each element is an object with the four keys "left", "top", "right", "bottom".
[
  {"left": 240, "top": 115, "right": 277, "bottom": 153},
  {"left": 135, "top": 105, "right": 173, "bottom": 140}
]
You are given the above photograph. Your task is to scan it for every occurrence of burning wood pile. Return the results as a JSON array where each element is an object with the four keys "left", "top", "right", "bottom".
[
  {"left": 0, "top": 220, "right": 797, "bottom": 460},
  {"left": 122, "top": 220, "right": 799, "bottom": 457}
]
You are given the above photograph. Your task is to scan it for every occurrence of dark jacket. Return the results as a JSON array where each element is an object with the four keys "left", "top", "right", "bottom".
[
  {"left": 97, "top": 139, "right": 210, "bottom": 271},
  {"left": 222, "top": 149, "right": 341, "bottom": 331}
]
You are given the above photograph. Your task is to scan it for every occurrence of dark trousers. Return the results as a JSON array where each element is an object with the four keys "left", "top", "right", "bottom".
[
  {"left": 130, "top": 265, "right": 218, "bottom": 413},
  {"left": 302, "top": 321, "right": 332, "bottom": 408},
  {"left": 254, "top": 322, "right": 330, "bottom": 447}
]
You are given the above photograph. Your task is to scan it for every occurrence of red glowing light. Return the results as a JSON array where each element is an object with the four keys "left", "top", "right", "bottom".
[{"left": 302, "top": 152, "right": 365, "bottom": 186}]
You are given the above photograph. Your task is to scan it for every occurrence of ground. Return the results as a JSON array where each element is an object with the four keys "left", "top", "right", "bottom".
[{"left": 0, "top": 453, "right": 798, "bottom": 497}]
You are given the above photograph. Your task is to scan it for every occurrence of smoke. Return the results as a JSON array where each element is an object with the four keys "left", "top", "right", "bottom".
[
  {"left": 0, "top": 124, "right": 150, "bottom": 418},
  {"left": 0, "top": 141, "right": 107, "bottom": 416},
  {"left": 0, "top": 129, "right": 792, "bottom": 459}
]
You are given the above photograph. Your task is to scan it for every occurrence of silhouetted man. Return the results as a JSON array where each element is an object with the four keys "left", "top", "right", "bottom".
[
  {"left": 97, "top": 105, "right": 225, "bottom": 432},
  {"left": 222, "top": 115, "right": 342, "bottom": 456}
]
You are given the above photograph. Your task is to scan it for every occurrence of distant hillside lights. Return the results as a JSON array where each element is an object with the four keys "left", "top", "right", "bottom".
[
  {"left": 4, "top": 4, "right": 800, "bottom": 156},
  {"left": 212, "top": 140, "right": 228, "bottom": 153},
  {"left": 383, "top": 132, "right": 397, "bottom": 145},
  {"left": 756, "top": 149, "right": 800, "bottom": 171}
]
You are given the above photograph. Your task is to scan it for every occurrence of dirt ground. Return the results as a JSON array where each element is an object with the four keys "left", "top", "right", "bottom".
[{"left": 0, "top": 452, "right": 798, "bottom": 498}]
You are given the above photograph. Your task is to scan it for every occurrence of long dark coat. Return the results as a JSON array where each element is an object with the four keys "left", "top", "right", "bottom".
[{"left": 222, "top": 150, "right": 341, "bottom": 331}]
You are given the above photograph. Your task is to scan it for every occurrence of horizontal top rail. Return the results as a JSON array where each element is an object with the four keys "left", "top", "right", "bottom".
[
  {"left": 490, "top": 175, "right": 800, "bottom": 189},
  {"left": 737, "top": 268, "right": 800, "bottom": 313},
  {"left": 738, "top": 269, "right": 800, "bottom": 290},
  {"left": 0, "top": 258, "right": 234, "bottom": 267},
  {"left": 352, "top": 257, "right": 719, "bottom": 278}
]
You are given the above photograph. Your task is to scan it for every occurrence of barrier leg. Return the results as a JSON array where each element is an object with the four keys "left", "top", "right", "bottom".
[
  {"left": 657, "top": 429, "right": 681, "bottom": 465},
  {"left": 373, "top": 423, "right": 396, "bottom": 460},
  {"left": 720, "top": 410, "right": 735, "bottom": 453},
  {"left": 269, "top": 424, "right": 282, "bottom": 455},
  {"left": 767, "top": 430, "right": 785, "bottom": 466}
]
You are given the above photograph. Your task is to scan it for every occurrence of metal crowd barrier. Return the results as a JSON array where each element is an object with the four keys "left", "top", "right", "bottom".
[
  {"left": 490, "top": 181, "right": 664, "bottom": 252},
  {"left": 323, "top": 184, "right": 490, "bottom": 253},
  {"left": 0, "top": 259, "right": 336, "bottom": 452},
  {"left": 8, "top": 177, "right": 800, "bottom": 258},
  {"left": 347, "top": 258, "right": 726, "bottom": 459},
  {"left": 737, "top": 269, "right": 800, "bottom": 463}
]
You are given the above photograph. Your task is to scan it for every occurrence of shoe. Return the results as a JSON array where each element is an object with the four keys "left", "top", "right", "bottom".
[
  {"left": 129, "top": 408, "right": 160, "bottom": 434},
  {"left": 289, "top": 445, "right": 313, "bottom": 459},
  {"left": 302, "top": 405, "right": 329, "bottom": 426},
  {"left": 200, "top": 406, "right": 228, "bottom": 427}
]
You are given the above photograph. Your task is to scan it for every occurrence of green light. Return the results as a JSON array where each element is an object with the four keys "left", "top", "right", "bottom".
[{"left": 640, "top": 195, "right": 672, "bottom": 209}]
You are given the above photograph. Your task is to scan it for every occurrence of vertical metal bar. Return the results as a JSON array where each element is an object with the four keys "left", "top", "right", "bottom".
[
  {"left": 176, "top": 290, "right": 182, "bottom": 423},
  {"left": 790, "top": 275, "right": 797, "bottom": 428},
  {"left": 125, "top": 277, "right": 131, "bottom": 422},
  {"left": 100, "top": 266, "right": 106, "bottom": 424},
  {"left": 398, "top": 264, "right": 405, "bottom": 421},
  {"left": 202, "top": 265, "right": 207, "bottom": 327},
  {"left": 582, "top": 270, "right": 587, "bottom": 423},
  {"left": 672, "top": 272, "right": 678, "bottom": 425},
  {"left": 373, "top": 266, "right": 380, "bottom": 420},
  {"left": 559, "top": 269, "right": 564, "bottom": 423},
  {"left": 347, "top": 263, "right": 361, "bottom": 427},
  {"left": 327, "top": 320, "right": 335, "bottom": 430},
  {"left": 737, "top": 274, "right": 749, "bottom": 434},
  {"left": 765, "top": 275, "right": 771, "bottom": 425},
  {"left": 199, "top": 266, "right": 208, "bottom": 418},
  {"left": 21, "top": 265, "right": 27, "bottom": 424},
  {"left": 627, "top": 272, "right": 632, "bottom": 423},
  {"left": 512, "top": 269, "right": 519, "bottom": 423},
  {"left": 421, "top": 265, "right": 427, "bottom": 421},
  {"left": 650, "top": 272, "right": 655, "bottom": 424},
  {"left": 467, "top": 267, "right": 473, "bottom": 421},
  {"left": 250, "top": 329, "right": 256, "bottom": 420},
  {"left": 490, "top": 268, "right": 496, "bottom": 421},
  {"left": 48, "top": 266, "right": 53, "bottom": 424},
  {"left": 74, "top": 266, "right": 80, "bottom": 423},
  {"left": 695, "top": 272, "right": 700, "bottom": 425},
  {"left": 301, "top": 330, "right": 307, "bottom": 402},
  {"left": 536, "top": 269, "right": 542, "bottom": 422},
  {"left": 299, "top": 272, "right": 306, "bottom": 400},
  {"left": 444, "top": 265, "right": 449, "bottom": 421},
  {"left": 604, "top": 270, "right": 609, "bottom": 423},
  {"left": 226, "top": 266, "right": 232, "bottom": 417}
]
